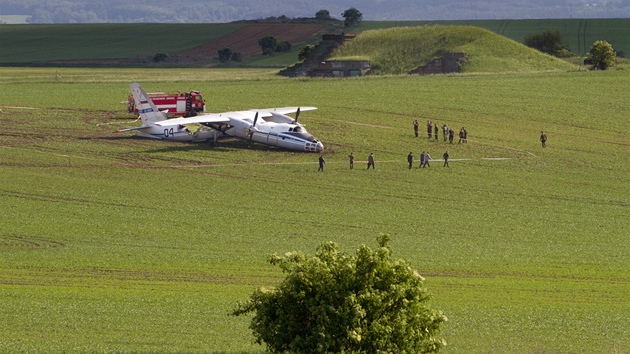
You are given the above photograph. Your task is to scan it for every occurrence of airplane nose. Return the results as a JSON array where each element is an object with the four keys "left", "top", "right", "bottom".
[{"left": 316, "top": 142, "right": 324, "bottom": 152}]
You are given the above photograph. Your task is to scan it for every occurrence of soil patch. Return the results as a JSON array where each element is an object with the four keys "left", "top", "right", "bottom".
[{"left": 178, "top": 23, "right": 331, "bottom": 61}]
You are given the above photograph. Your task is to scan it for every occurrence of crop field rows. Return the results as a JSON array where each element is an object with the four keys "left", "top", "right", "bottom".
[{"left": 1, "top": 67, "right": 629, "bottom": 353}]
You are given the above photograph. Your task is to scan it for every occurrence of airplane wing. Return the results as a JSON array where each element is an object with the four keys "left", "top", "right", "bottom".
[
  {"left": 154, "top": 107, "right": 316, "bottom": 127},
  {"left": 249, "top": 107, "right": 317, "bottom": 116},
  {"left": 154, "top": 114, "right": 231, "bottom": 127}
]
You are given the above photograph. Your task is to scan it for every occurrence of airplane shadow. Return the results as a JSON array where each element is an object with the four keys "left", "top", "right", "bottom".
[
  {"left": 87, "top": 135, "right": 284, "bottom": 153},
  {"left": 143, "top": 139, "right": 284, "bottom": 154}
]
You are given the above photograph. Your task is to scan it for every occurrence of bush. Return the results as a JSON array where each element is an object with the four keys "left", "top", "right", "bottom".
[
  {"left": 217, "top": 47, "right": 233, "bottom": 64},
  {"left": 152, "top": 53, "right": 168, "bottom": 62},
  {"left": 523, "top": 30, "right": 571, "bottom": 57},
  {"left": 277, "top": 40, "right": 291, "bottom": 53},
  {"left": 259, "top": 35, "right": 279, "bottom": 53},
  {"left": 298, "top": 45, "right": 315, "bottom": 62},
  {"left": 233, "top": 235, "right": 447, "bottom": 353},
  {"left": 231, "top": 52, "right": 243, "bottom": 63},
  {"left": 315, "top": 9, "right": 332, "bottom": 20},
  {"left": 588, "top": 40, "right": 616, "bottom": 70}
]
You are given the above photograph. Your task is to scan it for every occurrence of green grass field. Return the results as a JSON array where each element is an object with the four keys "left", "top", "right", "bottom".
[{"left": 1, "top": 67, "right": 629, "bottom": 353}]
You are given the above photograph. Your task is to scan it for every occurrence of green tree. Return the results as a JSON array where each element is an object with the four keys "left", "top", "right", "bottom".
[
  {"left": 233, "top": 235, "right": 447, "bottom": 353},
  {"left": 298, "top": 44, "right": 315, "bottom": 62},
  {"left": 217, "top": 47, "right": 233, "bottom": 64},
  {"left": 152, "top": 53, "right": 168, "bottom": 62},
  {"left": 315, "top": 9, "right": 332, "bottom": 20},
  {"left": 231, "top": 52, "right": 243, "bottom": 63},
  {"left": 259, "top": 35, "right": 279, "bottom": 55},
  {"left": 523, "top": 30, "right": 571, "bottom": 57},
  {"left": 341, "top": 7, "right": 363, "bottom": 28},
  {"left": 277, "top": 40, "right": 292, "bottom": 53},
  {"left": 588, "top": 40, "right": 616, "bottom": 70}
]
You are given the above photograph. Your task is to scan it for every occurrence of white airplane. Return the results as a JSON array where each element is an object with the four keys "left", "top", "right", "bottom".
[{"left": 119, "top": 82, "right": 324, "bottom": 152}]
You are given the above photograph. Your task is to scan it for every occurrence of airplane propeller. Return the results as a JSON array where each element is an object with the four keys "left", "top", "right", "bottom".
[
  {"left": 294, "top": 107, "right": 301, "bottom": 123},
  {"left": 249, "top": 112, "right": 259, "bottom": 144}
]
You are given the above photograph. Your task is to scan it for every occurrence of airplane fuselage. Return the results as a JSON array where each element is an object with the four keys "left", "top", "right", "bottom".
[{"left": 137, "top": 125, "right": 218, "bottom": 142}]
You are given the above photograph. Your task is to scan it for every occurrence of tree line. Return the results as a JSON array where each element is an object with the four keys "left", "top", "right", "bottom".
[{"left": 524, "top": 30, "right": 619, "bottom": 69}]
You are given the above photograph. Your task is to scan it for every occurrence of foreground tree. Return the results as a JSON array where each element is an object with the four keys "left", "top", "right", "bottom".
[
  {"left": 523, "top": 30, "right": 572, "bottom": 57},
  {"left": 233, "top": 235, "right": 447, "bottom": 353},
  {"left": 341, "top": 7, "right": 363, "bottom": 28},
  {"left": 588, "top": 40, "right": 616, "bottom": 70}
]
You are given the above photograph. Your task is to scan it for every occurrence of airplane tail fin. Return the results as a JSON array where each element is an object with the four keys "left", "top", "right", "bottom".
[{"left": 129, "top": 82, "right": 168, "bottom": 126}]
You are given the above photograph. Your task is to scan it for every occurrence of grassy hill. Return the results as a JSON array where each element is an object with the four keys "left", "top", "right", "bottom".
[
  {"left": 355, "top": 19, "right": 630, "bottom": 57},
  {"left": 331, "top": 26, "right": 577, "bottom": 74}
]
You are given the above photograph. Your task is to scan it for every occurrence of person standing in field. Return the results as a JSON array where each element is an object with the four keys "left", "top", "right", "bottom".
[
  {"left": 413, "top": 120, "right": 419, "bottom": 138},
  {"left": 348, "top": 152, "right": 354, "bottom": 169},
  {"left": 419, "top": 151, "right": 425, "bottom": 168},
  {"left": 407, "top": 152, "right": 414, "bottom": 169},
  {"left": 423, "top": 151, "right": 431, "bottom": 168},
  {"left": 367, "top": 153, "right": 375, "bottom": 169},
  {"left": 318, "top": 154, "right": 325, "bottom": 172},
  {"left": 463, "top": 127, "right": 468, "bottom": 143},
  {"left": 458, "top": 127, "right": 464, "bottom": 143},
  {"left": 448, "top": 128, "right": 455, "bottom": 144},
  {"left": 442, "top": 124, "right": 448, "bottom": 142},
  {"left": 443, "top": 150, "right": 450, "bottom": 167},
  {"left": 427, "top": 120, "right": 433, "bottom": 139},
  {"left": 540, "top": 131, "right": 547, "bottom": 147},
  {"left": 434, "top": 123, "right": 439, "bottom": 141}
]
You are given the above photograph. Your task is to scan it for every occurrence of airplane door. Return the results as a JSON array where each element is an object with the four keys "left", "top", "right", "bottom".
[{"left": 267, "top": 133, "right": 278, "bottom": 146}]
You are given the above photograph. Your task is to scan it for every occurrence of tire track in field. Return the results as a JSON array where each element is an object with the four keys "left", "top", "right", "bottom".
[{"left": 0, "top": 235, "right": 65, "bottom": 249}]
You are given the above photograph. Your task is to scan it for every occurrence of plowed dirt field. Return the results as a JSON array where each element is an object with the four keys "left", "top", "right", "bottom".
[{"left": 179, "top": 23, "right": 331, "bottom": 60}]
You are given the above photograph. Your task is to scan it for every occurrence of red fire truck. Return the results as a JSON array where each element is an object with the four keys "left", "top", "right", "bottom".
[{"left": 127, "top": 90, "right": 205, "bottom": 117}]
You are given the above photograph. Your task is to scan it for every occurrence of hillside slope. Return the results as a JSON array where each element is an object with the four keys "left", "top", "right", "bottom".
[
  {"left": 355, "top": 19, "right": 630, "bottom": 57},
  {"left": 331, "top": 26, "right": 578, "bottom": 74},
  {"left": 0, "top": 23, "right": 335, "bottom": 67}
]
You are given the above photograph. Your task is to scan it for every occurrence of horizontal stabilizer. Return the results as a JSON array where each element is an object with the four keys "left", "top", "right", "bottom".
[{"left": 118, "top": 125, "right": 152, "bottom": 132}]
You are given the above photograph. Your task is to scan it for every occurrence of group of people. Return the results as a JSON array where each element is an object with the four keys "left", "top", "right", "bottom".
[
  {"left": 319, "top": 152, "right": 372, "bottom": 171},
  {"left": 315, "top": 122, "right": 548, "bottom": 172},
  {"left": 415, "top": 120, "right": 468, "bottom": 144},
  {"left": 408, "top": 151, "right": 450, "bottom": 168},
  {"left": 318, "top": 150, "right": 450, "bottom": 172}
]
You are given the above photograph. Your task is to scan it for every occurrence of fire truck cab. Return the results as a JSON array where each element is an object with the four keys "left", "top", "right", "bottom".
[{"left": 128, "top": 90, "right": 205, "bottom": 117}]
